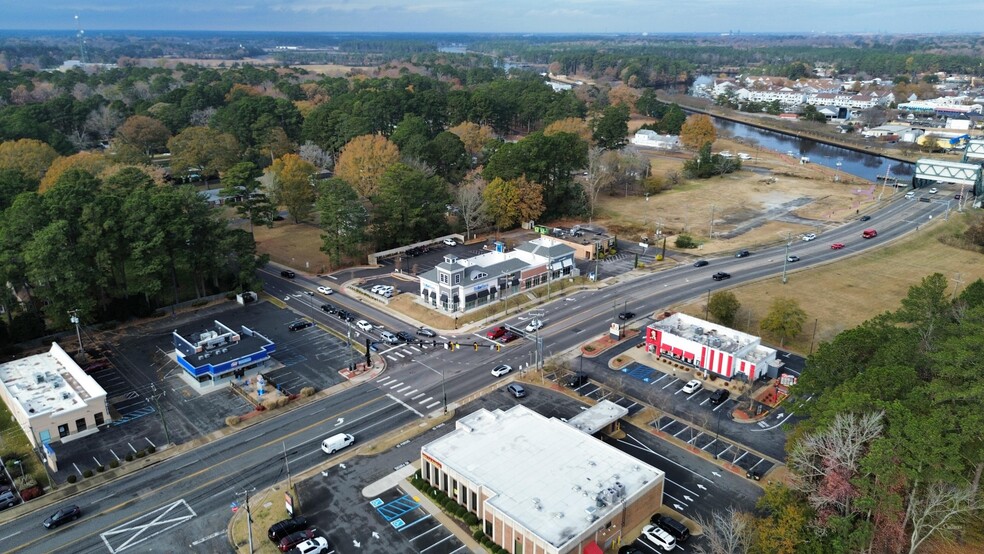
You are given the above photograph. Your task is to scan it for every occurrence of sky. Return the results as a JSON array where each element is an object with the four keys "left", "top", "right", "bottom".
[{"left": 1, "top": 1, "right": 982, "bottom": 34}]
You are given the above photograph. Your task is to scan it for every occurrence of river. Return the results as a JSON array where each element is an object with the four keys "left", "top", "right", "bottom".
[{"left": 709, "top": 117, "right": 915, "bottom": 183}]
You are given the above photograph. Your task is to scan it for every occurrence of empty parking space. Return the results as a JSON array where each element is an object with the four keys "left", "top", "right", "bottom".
[
  {"left": 370, "top": 487, "right": 465, "bottom": 554},
  {"left": 87, "top": 363, "right": 156, "bottom": 425}
]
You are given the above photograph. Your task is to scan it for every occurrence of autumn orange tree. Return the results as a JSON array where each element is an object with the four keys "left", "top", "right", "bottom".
[
  {"left": 114, "top": 115, "right": 171, "bottom": 162},
  {"left": 482, "top": 176, "right": 544, "bottom": 233},
  {"left": 334, "top": 135, "right": 400, "bottom": 199},
  {"left": 40, "top": 152, "right": 111, "bottom": 192},
  {"left": 270, "top": 153, "right": 316, "bottom": 223},
  {"left": 679, "top": 114, "right": 717, "bottom": 150},
  {"left": 544, "top": 117, "right": 592, "bottom": 143},
  {"left": 447, "top": 122, "right": 495, "bottom": 156}
]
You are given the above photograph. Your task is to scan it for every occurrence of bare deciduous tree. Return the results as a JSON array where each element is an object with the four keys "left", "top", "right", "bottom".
[
  {"left": 189, "top": 107, "right": 217, "bottom": 127},
  {"left": 692, "top": 506, "right": 752, "bottom": 554},
  {"left": 906, "top": 482, "right": 980, "bottom": 554},
  {"left": 298, "top": 141, "right": 332, "bottom": 170},
  {"left": 456, "top": 171, "right": 487, "bottom": 241},
  {"left": 85, "top": 105, "right": 124, "bottom": 143},
  {"left": 788, "top": 411, "right": 884, "bottom": 517}
]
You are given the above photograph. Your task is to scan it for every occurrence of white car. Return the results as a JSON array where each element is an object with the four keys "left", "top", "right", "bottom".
[
  {"left": 681, "top": 379, "right": 702, "bottom": 394},
  {"left": 801, "top": 233, "right": 816, "bottom": 242},
  {"left": 369, "top": 284, "right": 383, "bottom": 293},
  {"left": 491, "top": 364, "right": 513, "bottom": 377},
  {"left": 294, "top": 537, "right": 331, "bottom": 554},
  {"left": 641, "top": 524, "right": 676, "bottom": 551},
  {"left": 443, "top": 238, "right": 458, "bottom": 246},
  {"left": 928, "top": 187, "right": 939, "bottom": 194},
  {"left": 356, "top": 320, "right": 373, "bottom": 332},
  {"left": 524, "top": 319, "right": 544, "bottom": 333},
  {"left": 317, "top": 286, "right": 333, "bottom": 295}
]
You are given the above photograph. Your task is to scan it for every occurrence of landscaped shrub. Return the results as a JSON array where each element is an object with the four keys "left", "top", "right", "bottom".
[
  {"left": 674, "top": 234, "right": 699, "bottom": 249},
  {"left": 66, "top": 475, "right": 78, "bottom": 484},
  {"left": 147, "top": 446, "right": 155, "bottom": 454},
  {"left": 82, "top": 469, "right": 93, "bottom": 478},
  {"left": 299, "top": 387, "right": 315, "bottom": 397},
  {"left": 466, "top": 513, "right": 479, "bottom": 526},
  {"left": 110, "top": 460, "right": 119, "bottom": 469},
  {"left": 20, "top": 485, "right": 43, "bottom": 500},
  {"left": 473, "top": 529, "right": 484, "bottom": 541},
  {"left": 481, "top": 537, "right": 493, "bottom": 548},
  {"left": 96, "top": 465, "right": 105, "bottom": 473},
  {"left": 262, "top": 398, "right": 279, "bottom": 410},
  {"left": 225, "top": 415, "right": 241, "bottom": 426},
  {"left": 191, "top": 299, "right": 209, "bottom": 307},
  {"left": 276, "top": 397, "right": 289, "bottom": 408},
  {"left": 125, "top": 453, "right": 134, "bottom": 462},
  {"left": 136, "top": 450, "right": 146, "bottom": 458}
]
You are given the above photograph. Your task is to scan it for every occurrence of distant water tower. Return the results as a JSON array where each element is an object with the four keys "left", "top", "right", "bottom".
[{"left": 75, "top": 15, "right": 87, "bottom": 63}]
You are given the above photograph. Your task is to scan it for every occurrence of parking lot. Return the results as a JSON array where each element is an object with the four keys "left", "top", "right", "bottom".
[{"left": 369, "top": 488, "right": 467, "bottom": 554}]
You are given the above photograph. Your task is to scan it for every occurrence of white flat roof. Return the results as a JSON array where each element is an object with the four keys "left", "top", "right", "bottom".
[
  {"left": 0, "top": 343, "right": 106, "bottom": 417},
  {"left": 565, "top": 400, "right": 629, "bottom": 435},
  {"left": 422, "top": 405, "right": 663, "bottom": 549}
]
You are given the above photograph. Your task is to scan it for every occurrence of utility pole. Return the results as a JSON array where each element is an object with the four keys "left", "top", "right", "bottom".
[
  {"left": 781, "top": 233, "right": 792, "bottom": 285},
  {"left": 68, "top": 309, "right": 84, "bottom": 359},
  {"left": 346, "top": 320, "right": 354, "bottom": 372},
  {"left": 146, "top": 384, "right": 171, "bottom": 446},
  {"left": 705, "top": 289, "right": 711, "bottom": 320},
  {"left": 237, "top": 487, "right": 256, "bottom": 554},
  {"left": 709, "top": 205, "right": 716, "bottom": 239},
  {"left": 283, "top": 441, "right": 292, "bottom": 492}
]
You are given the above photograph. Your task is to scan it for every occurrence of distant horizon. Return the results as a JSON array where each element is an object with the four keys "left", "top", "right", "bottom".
[{"left": 2, "top": 1, "right": 982, "bottom": 35}]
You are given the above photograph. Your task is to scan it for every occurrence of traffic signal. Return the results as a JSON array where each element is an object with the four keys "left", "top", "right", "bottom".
[{"left": 365, "top": 339, "right": 371, "bottom": 365}]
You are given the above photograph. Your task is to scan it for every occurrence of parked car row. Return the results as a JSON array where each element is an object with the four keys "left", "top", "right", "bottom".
[
  {"left": 267, "top": 515, "right": 332, "bottom": 553},
  {"left": 368, "top": 284, "right": 395, "bottom": 298}
]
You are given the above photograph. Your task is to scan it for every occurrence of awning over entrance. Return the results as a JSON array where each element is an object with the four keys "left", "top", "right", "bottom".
[
  {"left": 562, "top": 258, "right": 573, "bottom": 268},
  {"left": 440, "top": 293, "right": 448, "bottom": 301},
  {"left": 465, "top": 293, "right": 477, "bottom": 302},
  {"left": 584, "top": 541, "right": 604, "bottom": 554},
  {"left": 477, "top": 289, "right": 490, "bottom": 298},
  {"left": 550, "top": 261, "right": 563, "bottom": 271}
]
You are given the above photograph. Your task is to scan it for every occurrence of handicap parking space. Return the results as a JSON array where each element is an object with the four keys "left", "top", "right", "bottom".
[
  {"left": 369, "top": 487, "right": 466, "bottom": 554},
  {"left": 87, "top": 362, "right": 157, "bottom": 425}
]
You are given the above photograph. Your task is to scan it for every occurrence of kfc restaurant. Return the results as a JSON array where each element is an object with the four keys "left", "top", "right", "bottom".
[{"left": 645, "top": 312, "right": 780, "bottom": 382}]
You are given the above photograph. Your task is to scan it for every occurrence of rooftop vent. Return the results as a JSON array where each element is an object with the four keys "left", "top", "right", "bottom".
[
  {"left": 552, "top": 512, "right": 565, "bottom": 519},
  {"left": 61, "top": 392, "right": 71, "bottom": 400}
]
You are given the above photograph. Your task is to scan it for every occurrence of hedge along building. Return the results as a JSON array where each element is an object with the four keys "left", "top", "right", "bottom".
[
  {"left": 0, "top": 342, "right": 109, "bottom": 471},
  {"left": 644, "top": 312, "right": 781, "bottom": 382},
  {"left": 420, "top": 405, "right": 665, "bottom": 554},
  {"left": 418, "top": 238, "right": 575, "bottom": 314}
]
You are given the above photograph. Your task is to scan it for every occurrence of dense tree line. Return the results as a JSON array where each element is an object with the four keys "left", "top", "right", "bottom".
[
  {"left": 0, "top": 163, "right": 264, "bottom": 342},
  {"left": 707, "top": 275, "right": 984, "bottom": 554}
]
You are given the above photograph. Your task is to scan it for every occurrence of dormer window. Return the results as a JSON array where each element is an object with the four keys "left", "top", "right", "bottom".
[{"left": 454, "top": 274, "right": 461, "bottom": 284}]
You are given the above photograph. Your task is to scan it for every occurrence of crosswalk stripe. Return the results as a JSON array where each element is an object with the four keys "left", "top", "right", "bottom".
[
  {"left": 405, "top": 389, "right": 418, "bottom": 396},
  {"left": 397, "top": 386, "right": 412, "bottom": 393},
  {"left": 411, "top": 393, "right": 425, "bottom": 400},
  {"left": 425, "top": 401, "right": 441, "bottom": 409},
  {"left": 410, "top": 346, "right": 422, "bottom": 353},
  {"left": 419, "top": 396, "right": 433, "bottom": 405},
  {"left": 389, "top": 382, "right": 404, "bottom": 389},
  {"left": 394, "top": 351, "right": 406, "bottom": 358},
  {"left": 386, "top": 355, "right": 397, "bottom": 361}
]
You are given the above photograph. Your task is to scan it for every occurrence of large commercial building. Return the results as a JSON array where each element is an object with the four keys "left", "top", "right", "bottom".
[
  {"left": 420, "top": 405, "right": 665, "bottom": 554},
  {"left": 418, "top": 238, "right": 575, "bottom": 313},
  {"left": 172, "top": 320, "right": 276, "bottom": 388},
  {"left": 0, "top": 342, "right": 108, "bottom": 448},
  {"left": 645, "top": 312, "right": 780, "bottom": 382}
]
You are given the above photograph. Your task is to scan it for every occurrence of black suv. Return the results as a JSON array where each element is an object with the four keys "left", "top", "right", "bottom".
[
  {"left": 336, "top": 310, "right": 353, "bottom": 322},
  {"left": 280, "top": 270, "right": 296, "bottom": 278},
  {"left": 712, "top": 272, "right": 731, "bottom": 281},
  {"left": 267, "top": 516, "right": 308, "bottom": 542},
  {"left": 617, "top": 311, "right": 635, "bottom": 321},
  {"left": 651, "top": 514, "right": 690, "bottom": 542},
  {"left": 320, "top": 304, "right": 336, "bottom": 314},
  {"left": 709, "top": 388, "right": 730, "bottom": 405},
  {"left": 395, "top": 331, "right": 414, "bottom": 343},
  {"left": 565, "top": 373, "right": 589, "bottom": 388},
  {"left": 287, "top": 320, "right": 312, "bottom": 332},
  {"left": 734, "top": 250, "right": 750, "bottom": 258}
]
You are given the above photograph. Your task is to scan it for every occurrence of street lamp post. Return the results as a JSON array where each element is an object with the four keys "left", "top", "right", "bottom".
[{"left": 781, "top": 236, "right": 792, "bottom": 284}]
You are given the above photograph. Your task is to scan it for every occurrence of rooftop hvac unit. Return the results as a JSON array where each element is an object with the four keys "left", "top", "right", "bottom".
[
  {"left": 61, "top": 392, "right": 71, "bottom": 400},
  {"left": 35, "top": 374, "right": 45, "bottom": 384}
]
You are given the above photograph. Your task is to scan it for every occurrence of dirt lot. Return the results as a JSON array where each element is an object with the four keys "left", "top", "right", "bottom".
[
  {"left": 251, "top": 220, "right": 334, "bottom": 275},
  {"left": 599, "top": 136, "right": 874, "bottom": 254}
]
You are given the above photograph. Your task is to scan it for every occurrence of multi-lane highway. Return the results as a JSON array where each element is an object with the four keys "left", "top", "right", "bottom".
[{"left": 0, "top": 194, "right": 946, "bottom": 553}]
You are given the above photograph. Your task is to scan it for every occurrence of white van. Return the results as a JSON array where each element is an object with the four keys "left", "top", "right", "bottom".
[{"left": 321, "top": 433, "right": 355, "bottom": 454}]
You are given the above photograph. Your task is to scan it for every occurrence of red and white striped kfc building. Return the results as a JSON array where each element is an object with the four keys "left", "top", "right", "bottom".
[{"left": 645, "top": 313, "right": 779, "bottom": 382}]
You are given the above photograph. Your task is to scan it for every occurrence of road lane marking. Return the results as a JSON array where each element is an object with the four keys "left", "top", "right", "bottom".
[{"left": 386, "top": 394, "right": 424, "bottom": 418}]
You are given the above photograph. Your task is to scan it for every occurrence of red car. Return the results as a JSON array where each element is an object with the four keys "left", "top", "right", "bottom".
[
  {"left": 278, "top": 529, "right": 317, "bottom": 552},
  {"left": 486, "top": 327, "right": 506, "bottom": 340},
  {"left": 830, "top": 242, "right": 845, "bottom": 250},
  {"left": 499, "top": 332, "right": 519, "bottom": 344}
]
